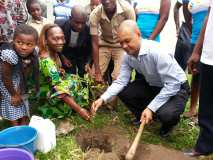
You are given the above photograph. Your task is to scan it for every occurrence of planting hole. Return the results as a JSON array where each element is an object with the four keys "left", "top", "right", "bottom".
[{"left": 76, "top": 131, "right": 112, "bottom": 153}]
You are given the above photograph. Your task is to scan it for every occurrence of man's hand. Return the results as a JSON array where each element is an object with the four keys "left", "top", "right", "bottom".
[
  {"left": 187, "top": 52, "right": 200, "bottom": 75},
  {"left": 91, "top": 98, "right": 104, "bottom": 116},
  {"left": 95, "top": 70, "right": 104, "bottom": 83},
  {"left": 85, "top": 63, "right": 91, "bottom": 72},
  {"left": 63, "top": 57, "right": 72, "bottom": 68},
  {"left": 141, "top": 108, "right": 153, "bottom": 124},
  {"left": 11, "top": 94, "right": 23, "bottom": 106},
  {"left": 176, "top": 28, "right": 180, "bottom": 37}
]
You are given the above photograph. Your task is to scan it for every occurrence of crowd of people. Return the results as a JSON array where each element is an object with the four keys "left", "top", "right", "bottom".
[{"left": 0, "top": 0, "right": 213, "bottom": 157}]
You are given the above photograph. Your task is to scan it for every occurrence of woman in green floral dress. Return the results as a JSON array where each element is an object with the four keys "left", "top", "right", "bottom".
[{"left": 38, "top": 24, "right": 91, "bottom": 121}]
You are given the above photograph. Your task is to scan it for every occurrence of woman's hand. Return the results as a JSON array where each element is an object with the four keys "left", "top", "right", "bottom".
[{"left": 79, "top": 108, "right": 91, "bottom": 121}]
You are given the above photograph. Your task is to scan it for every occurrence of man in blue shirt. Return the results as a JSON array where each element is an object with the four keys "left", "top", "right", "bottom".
[{"left": 91, "top": 20, "right": 190, "bottom": 137}]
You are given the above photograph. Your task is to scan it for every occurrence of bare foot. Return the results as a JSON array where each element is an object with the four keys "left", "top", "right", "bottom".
[{"left": 183, "top": 111, "right": 198, "bottom": 118}]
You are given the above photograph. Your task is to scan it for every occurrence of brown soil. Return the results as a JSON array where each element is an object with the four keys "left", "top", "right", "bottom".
[
  {"left": 134, "top": 144, "right": 196, "bottom": 160},
  {"left": 75, "top": 125, "right": 197, "bottom": 160}
]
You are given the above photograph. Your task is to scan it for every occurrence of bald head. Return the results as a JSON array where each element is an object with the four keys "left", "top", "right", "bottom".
[
  {"left": 118, "top": 20, "right": 140, "bottom": 36},
  {"left": 117, "top": 20, "right": 141, "bottom": 56},
  {"left": 70, "top": 5, "right": 87, "bottom": 32},
  {"left": 71, "top": 5, "right": 87, "bottom": 19}
]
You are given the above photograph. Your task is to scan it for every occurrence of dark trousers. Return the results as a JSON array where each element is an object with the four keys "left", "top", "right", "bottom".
[
  {"left": 118, "top": 78, "right": 190, "bottom": 127},
  {"left": 195, "top": 63, "right": 213, "bottom": 154},
  {"left": 65, "top": 55, "right": 85, "bottom": 77}
]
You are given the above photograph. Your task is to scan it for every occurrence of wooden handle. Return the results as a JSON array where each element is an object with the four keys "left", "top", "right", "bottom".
[{"left": 125, "top": 120, "right": 145, "bottom": 160}]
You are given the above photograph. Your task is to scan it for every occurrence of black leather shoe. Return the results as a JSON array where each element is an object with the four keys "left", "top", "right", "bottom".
[
  {"left": 159, "top": 125, "right": 174, "bottom": 138},
  {"left": 184, "top": 149, "right": 209, "bottom": 157}
]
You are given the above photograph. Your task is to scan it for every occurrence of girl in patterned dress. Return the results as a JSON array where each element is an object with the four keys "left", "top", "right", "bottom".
[
  {"left": 0, "top": 24, "right": 38, "bottom": 126},
  {"left": 39, "top": 24, "right": 91, "bottom": 121}
]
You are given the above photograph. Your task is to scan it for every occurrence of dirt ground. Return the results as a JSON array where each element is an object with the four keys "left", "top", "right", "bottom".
[{"left": 75, "top": 125, "right": 196, "bottom": 160}]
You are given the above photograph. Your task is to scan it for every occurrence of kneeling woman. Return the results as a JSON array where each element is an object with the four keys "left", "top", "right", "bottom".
[{"left": 38, "top": 24, "right": 90, "bottom": 121}]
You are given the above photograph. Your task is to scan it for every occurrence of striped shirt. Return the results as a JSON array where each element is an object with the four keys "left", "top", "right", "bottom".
[{"left": 53, "top": 0, "right": 74, "bottom": 21}]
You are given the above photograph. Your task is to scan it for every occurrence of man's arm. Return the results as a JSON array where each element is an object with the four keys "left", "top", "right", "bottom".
[
  {"left": 149, "top": 0, "right": 171, "bottom": 40},
  {"left": 89, "top": 7, "right": 103, "bottom": 82},
  {"left": 188, "top": 8, "right": 210, "bottom": 74},
  {"left": 91, "top": 35, "right": 103, "bottom": 82},
  {"left": 91, "top": 54, "right": 132, "bottom": 113},
  {"left": 173, "top": 1, "right": 182, "bottom": 34},
  {"left": 100, "top": 55, "right": 132, "bottom": 102},
  {"left": 182, "top": 2, "right": 192, "bottom": 30}
]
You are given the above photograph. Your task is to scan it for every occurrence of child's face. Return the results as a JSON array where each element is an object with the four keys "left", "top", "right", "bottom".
[
  {"left": 29, "top": 3, "right": 42, "bottom": 20},
  {"left": 91, "top": 0, "right": 100, "bottom": 10},
  {"left": 14, "top": 34, "right": 36, "bottom": 58}
]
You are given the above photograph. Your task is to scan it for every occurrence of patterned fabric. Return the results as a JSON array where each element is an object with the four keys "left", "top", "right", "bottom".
[
  {"left": 0, "top": 46, "right": 29, "bottom": 120},
  {"left": 39, "top": 57, "right": 87, "bottom": 104},
  {"left": 0, "top": 0, "right": 28, "bottom": 42},
  {"left": 0, "top": 49, "right": 18, "bottom": 64}
]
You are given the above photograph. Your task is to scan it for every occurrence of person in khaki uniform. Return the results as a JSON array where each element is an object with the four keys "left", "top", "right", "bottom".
[{"left": 89, "top": 0, "right": 135, "bottom": 82}]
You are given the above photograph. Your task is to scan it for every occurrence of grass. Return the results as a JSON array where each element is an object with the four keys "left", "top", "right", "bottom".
[
  {"left": 1, "top": 97, "right": 212, "bottom": 160},
  {"left": 36, "top": 135, "right": 83, "bottom": 160},
  {"left": 34, "top": 99, "right": 202, "bottom": 160},
  {"left": 1, "top": 75, "right": 213, "bottom": 160}
]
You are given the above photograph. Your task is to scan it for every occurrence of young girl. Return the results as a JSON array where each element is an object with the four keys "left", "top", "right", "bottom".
[
  {"left": 27, "top": 0, "right": 53, "bottom": 35},
  {"left": 39, "top": 24, "right": 91, "bottom": 121},
  {"left": 0, "top": 24, "right": 39, "bottom": 126}
]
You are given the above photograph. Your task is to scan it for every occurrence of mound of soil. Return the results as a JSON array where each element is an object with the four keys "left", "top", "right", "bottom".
[
  {"left": 134, "top": 144, "right": 196, "bottom": 160},
  {"left": 76, "top": 125, "right": 196, "bottom": 160}
]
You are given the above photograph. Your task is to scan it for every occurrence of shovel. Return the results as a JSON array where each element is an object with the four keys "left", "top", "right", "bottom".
[{"left": 125, "top": 120, "right": 146, "bottom": 160}]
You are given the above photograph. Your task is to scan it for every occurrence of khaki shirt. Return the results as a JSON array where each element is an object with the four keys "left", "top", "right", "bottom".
[
  {"left": 89, "top": 0, "right": 136, "bottom": 47},
  {"left": 85, "top": 4, "right": 92, "bottom": 16},
  {"left": 27, "top": 17, "right": 53, "bottom": 35}
]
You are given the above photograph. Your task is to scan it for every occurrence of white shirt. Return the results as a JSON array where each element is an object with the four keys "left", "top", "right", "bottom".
[
  {"left": 101, "top": 39, "right": 187, "bottom": 112},
  {"left": 201, "top": 0, "right": 213, "bottom": 65},
  {"left": 188, "top": 0, "right": 210, "bottom": 14},
  {"left": 69, "top": 30, "right": 79, "bottom": 47}
]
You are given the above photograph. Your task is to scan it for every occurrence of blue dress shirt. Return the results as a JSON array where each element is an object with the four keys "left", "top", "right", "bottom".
[{"left": 101, "top": 39, "right": 187, "bottom": 112}]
